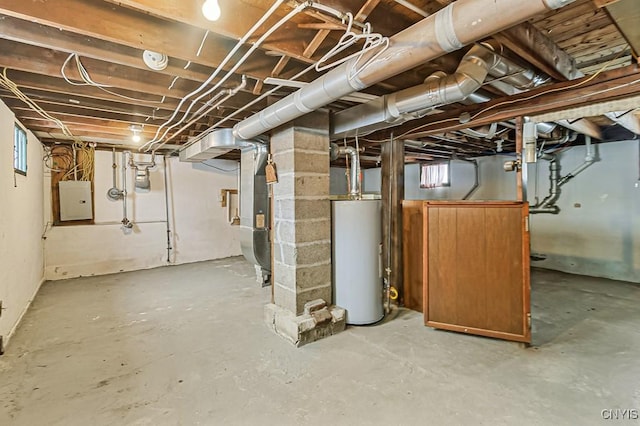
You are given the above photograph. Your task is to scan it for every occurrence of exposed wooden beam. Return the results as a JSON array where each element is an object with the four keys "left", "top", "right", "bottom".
[
  {"left": 0, "top": 41, "right": 262, "bottom": 110},
  {"left": 303, "top": 29, "right": 331, "bottom": 59},
  {"left": 0, "top": 87, "right": 185, "bottom": 120},
  {"left": 0, "top": 95, "right": 167, "bottom": 126},
  {"left": 19, "top": 114, "right": 160, "bottom": 135},
  {"left": 593, "top": 0, "right": 622, "bottom": 8},
  {"left": 0, "top": 15, "right": 216, "bottom": 84},
  {"left": 38, "top": 136, "right": 155, "bottom": 151},
  {"left": 289, "top": 0, "right": 411, "bottom": 37},
  {"left": 355, "top": 0, "right": 382, "bottom": 21},
  {"left": 0, "top": 39, "right": 203, "bottom": 99},
  {"left": 381, "top": 137, "right": 404, "bottom": 305},
  {"left": 0, "top": 0, "right": 314, "bottom": 83},
  {"left": 271, "top": 56, "right": 291, "bottom": 77},
  {"left": 101, "top": 0, "right": 314, "bottom": 63},
  {"left": 606, "top": 0, "right": 640, "bottom": 58},
  {"left": 372, "top": 64, "right": 640, "bottom": 139},
  {"left": 253, "top": 79, "right": 264, "bottom": 95},
  {"left": 297, "top": 23, "right": 345, "bottom": 31},
  {"left": 3, "top": 70, "right": 266, "bottom": 117},
  {"left": 493, "top": 22, "right": 579, "bottom": 81},
  {"left": 4, "top": 70, "right": 184, "bottom": 108},
  {"left": 22, "top": 121, "right": 156, "bottom": 139},
  {"left": 515, "top": 117, "right": 524, "bottom": 202},
  {"left": 299, "top": 0, "right": 383, "bottom": 65}
]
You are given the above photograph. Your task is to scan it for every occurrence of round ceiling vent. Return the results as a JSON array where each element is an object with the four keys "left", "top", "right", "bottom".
[{"left": 142, "top": 50, "right": 168, "bottom": 71}]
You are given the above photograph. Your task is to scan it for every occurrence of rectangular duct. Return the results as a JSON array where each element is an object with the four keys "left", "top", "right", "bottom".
[{"left": 179, "top": 131, "right": 236, "bottom": 162}]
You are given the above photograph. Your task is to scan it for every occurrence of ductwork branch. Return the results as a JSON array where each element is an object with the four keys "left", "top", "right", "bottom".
[
  {"left": 233, "top": 0, "right": 577, "bottom": 141},
  {"left": 331, "top": 41, "right": 550, "bottom": 139}
]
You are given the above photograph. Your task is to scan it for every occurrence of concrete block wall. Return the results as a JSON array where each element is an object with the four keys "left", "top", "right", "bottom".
[{"left": 271, "top": 113, "right": 333, "bottom": 315}]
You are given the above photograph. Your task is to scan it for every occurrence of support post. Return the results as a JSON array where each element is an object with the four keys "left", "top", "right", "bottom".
[
  {"left": 515, "top": 117, "right": 525, "bottom": 202},
  {"left": 264, "top": 111, "right": 345, "bottom": 346},
  {"left": 381, "top": 137, "right": 405, "bottom": 305}
]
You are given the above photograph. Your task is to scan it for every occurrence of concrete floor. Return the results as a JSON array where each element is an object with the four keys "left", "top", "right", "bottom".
[{"left": 0, "top": 258, "right": 638, "bottom": 425}]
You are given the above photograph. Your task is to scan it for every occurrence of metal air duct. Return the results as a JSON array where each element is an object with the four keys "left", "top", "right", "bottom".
[
  {"left": 179, "top": 128, "right": 243, "bottom": 162},
  {"left": 233, "top": 0, "right": 576, "bottom": 140},
  {"left": 239, "top": 141, "right": 271, "bottom": 285},
  {"left": 331, "top": 42, "right": 548, "bottom": 139},
  {"left": 330, "top": 143, "right": 362, "bottom": 198},
  {"left": 178, "top": 128, "right": 271, "bottom": 282}
]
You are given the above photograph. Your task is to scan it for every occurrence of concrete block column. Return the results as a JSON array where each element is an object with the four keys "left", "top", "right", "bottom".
[{"left": 265, "top": 111, "right": 345, "bottom": 346}]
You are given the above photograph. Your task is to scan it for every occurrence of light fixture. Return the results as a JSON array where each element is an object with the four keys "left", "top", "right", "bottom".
[
  {"left": 202, "top": 0, "right": 221, "bottom": 21},
  {"left": 130, "top": 125, "right": 143, "bottom": 143}
]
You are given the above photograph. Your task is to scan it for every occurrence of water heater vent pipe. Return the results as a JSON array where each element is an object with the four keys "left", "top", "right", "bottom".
[{"left": 331, "top": 143, "right": 363, "bottom": 198}]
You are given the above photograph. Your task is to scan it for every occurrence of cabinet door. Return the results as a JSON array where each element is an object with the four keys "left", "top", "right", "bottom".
[{"left": 423, "top": 202, "right": 531, "bottom": 343}]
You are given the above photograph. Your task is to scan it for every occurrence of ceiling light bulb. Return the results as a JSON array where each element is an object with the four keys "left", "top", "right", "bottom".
[
  {"left": 202, "top": 0, "right": 221, "bottom": 21},
  {"left": 130, "top": 124, "right": 143, "bottom": 143}
]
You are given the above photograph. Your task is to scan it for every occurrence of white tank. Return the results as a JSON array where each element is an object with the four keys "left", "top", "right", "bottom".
[{"left": 332, "top": 200, "right": 384, "bottom": 325}]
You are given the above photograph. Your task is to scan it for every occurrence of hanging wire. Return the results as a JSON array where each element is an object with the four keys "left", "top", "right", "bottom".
[
  {"left": 61, "top": 53, "right": 166, "bottom": 104},
  {"left": 1, "top": 68, "right": 95, "bottom": 181}
]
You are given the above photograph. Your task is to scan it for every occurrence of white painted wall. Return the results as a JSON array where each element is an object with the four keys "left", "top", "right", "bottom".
[
  {"left": 363, "top": 141, "right": 640, "bottom": 282},
  {"left": 44, "top": 152, "right": 242, "bottom": 280},
  {"left": 526, "top": 140, "right": 640, "bottom": 283},
  {"left": 0, "top": 100, "right": 45, "bottom": 348},
  {"left": 363, "top": 158, "right": 516, "bottom": 200}
]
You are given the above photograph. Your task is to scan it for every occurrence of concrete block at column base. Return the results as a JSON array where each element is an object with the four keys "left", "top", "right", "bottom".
[{"left": 264, "top": 299, "right": 346, "bottom": 347}]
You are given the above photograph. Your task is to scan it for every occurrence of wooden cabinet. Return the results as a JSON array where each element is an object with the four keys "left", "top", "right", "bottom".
[
  {"left": 402, "top": 200, "right": 424, "bottom": 312},
  {"left": 402, "top": 201, "right": 531, "bottom": 343}
]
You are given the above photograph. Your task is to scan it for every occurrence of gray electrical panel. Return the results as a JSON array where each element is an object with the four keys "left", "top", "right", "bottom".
[{"left": 59, "top": 180, "right": 93, "bottom": 221}]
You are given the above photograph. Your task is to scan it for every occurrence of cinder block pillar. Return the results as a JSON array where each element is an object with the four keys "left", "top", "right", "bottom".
[{"left": 264, "top": 111, "right": 345, "bottom": 346}]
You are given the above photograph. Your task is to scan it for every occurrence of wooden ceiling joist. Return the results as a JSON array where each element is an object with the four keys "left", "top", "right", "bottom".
[
  {"left": 0, "top": 0, "right": 635, "bottom": 157},
  {"left": 0, "top": 15, "right": 213, "bottom": 84},
  {"left": 102, "top": 0, "right": 316, "bottom": 63},
  {"left": 4, "top": 70, "right": 185, "bottom": 108},
  {"left": 380, "top": 64, "right": 640, "bottom": 139}
]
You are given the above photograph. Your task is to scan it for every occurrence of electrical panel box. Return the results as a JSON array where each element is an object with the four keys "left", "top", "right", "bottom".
[{"left": 59, "top": 180, "right": 93, "bottom": 221}]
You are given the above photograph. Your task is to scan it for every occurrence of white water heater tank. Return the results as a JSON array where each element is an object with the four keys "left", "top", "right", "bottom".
[{"left": 332, "top": 199, "right": 383, "bottom": 325}]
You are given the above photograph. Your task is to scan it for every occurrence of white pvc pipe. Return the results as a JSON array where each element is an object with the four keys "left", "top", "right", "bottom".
[
  {"left": 152, "top": 76, "right": 248, "bottom": 152},
  {"left": 559, "top": 135, "right": 595, "bottom": 186},
  {"left": 145, "top": 0, "right": 303, "bottom": 150},
  {"left": 141, "top": 0, "right": 286, "bottom": 151}
]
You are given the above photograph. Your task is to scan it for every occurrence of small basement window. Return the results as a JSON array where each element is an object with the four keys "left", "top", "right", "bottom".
[
  {"left": 13, "top": 124, "right": 27, "bottom": 175},
  {"left": 420, "top": 161, "right": 450, "bottom": 189}
]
